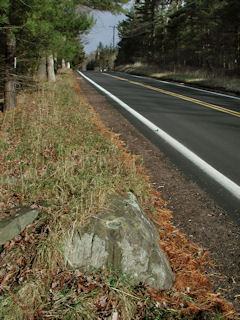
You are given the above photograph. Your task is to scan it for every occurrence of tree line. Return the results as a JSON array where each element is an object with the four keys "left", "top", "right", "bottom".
[
  {"left": 116, "top": 0, "right": 240, "bottom": 75},
  {"left": 0, "top": 0, "right": 129, "bottom": 111},
  {"left": 87, "top": 42, "right": 117, "bottom": 71}
]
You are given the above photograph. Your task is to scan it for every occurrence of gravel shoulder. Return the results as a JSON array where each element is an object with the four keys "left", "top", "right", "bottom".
[{"left": 76, "top": 74, "right": 240, "bottom": 314}]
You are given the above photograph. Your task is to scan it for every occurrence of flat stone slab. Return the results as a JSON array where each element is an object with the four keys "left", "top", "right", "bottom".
[
  {"left": 64, "top": 193, "right": 175, "bottom": 290},
  {"left": 0, "top": 207, "right": 39, "bottom": 246}
]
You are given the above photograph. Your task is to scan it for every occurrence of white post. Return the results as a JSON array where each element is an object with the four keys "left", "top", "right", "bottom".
[
  {"left": 36, "top": 56, "right": 47, "bottom": 81},
  {"left": 47, "top": 54, "right": 56, "bottom": 82}
]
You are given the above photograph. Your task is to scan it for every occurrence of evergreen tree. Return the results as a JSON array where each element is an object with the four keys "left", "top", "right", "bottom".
[
  {"left": 117, "top": 0, "right": 171, "bottom": 63},
  {"left": 117, "top": 10, "right": 145, "bottom": 64},
  {"left": 0, "top": 0, "right": 130, "bottom": 111},
  {"left": 117, "top": 0, "right": 240, "bottom": 75},
  {"left": 94, "top": 42, "right": 117, "bottom": 70}
]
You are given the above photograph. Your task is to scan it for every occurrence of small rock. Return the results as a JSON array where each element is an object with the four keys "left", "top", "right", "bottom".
[{"left": 0, "top": 207, "right": 39, "bottom": 246}]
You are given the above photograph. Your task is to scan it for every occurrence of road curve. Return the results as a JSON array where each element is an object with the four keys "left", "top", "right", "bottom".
[{"left": 78, "top": 71, "right": 240, "bottom": 223}]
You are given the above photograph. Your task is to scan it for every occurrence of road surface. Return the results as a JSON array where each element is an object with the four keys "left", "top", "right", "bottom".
[{"left": 78, "top": 71, "right": 240, "bottom": 223}]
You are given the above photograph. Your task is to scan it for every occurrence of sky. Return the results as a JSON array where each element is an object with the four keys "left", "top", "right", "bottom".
[{"left": 83, "top": 2, "right": 134, "bottom": 54}]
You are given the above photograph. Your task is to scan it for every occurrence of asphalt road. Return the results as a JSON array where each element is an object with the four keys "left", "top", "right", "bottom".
[{"left": 80, "top": 71, "right": 240, "bottom": 223}]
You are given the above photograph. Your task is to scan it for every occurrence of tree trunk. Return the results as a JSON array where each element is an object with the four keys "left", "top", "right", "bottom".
[
  {"left": 62, "top": 59, "right": 66, "bottom": 69},
  {"left": 67, "top": 62, "right": 71, "bottom": 69},
  {"left": 36, "top": 56, "right": 47, "bottom": 81},
  {"left": 47, "top": 54, "right": 56, "bottom": 82},
  {"left": 4, "top": 29, "right": 17, "bottom": 112}
]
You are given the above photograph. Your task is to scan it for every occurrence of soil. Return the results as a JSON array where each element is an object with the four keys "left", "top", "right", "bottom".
[{"left": 76, "top": 74, "right": 240, "bottom": 315}]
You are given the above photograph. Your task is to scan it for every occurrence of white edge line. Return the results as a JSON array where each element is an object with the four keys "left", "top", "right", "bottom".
[
  {"left": 78, "top": 71, "right": 240, "bottom": 200},
  {"left": 126, "top": 73, "right": 240, "bottom": 101}
]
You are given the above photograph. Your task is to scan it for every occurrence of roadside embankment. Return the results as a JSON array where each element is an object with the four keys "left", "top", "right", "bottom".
[
  {"left": 116, "top": 62, "right": 240, "bottom": 96},
  {"left": 0, "top": 70, "right": 237, "bottom": 319}
]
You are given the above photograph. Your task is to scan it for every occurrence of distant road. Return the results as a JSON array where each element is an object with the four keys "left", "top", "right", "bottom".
[{"left": 78, "top": 71, "right": 240, "bottom": 223}]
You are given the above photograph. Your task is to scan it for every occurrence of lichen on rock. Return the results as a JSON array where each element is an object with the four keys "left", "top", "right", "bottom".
[{"left": 64, "top": 193, "right": 175, "bottom": 290}]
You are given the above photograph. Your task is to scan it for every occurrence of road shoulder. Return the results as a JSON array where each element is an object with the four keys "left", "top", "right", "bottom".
[{"left": 76, "top": 74, "right": 240, "bottom": 313}]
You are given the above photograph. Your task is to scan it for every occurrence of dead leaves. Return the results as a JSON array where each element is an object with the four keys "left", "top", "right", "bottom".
[{"left": 146, "top": 205, "right": 237, "bottom": 318}]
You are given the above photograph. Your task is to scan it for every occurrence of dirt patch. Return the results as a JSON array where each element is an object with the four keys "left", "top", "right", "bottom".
[{"left": 76, "top": 74, "right": 240, "bottom": 314}]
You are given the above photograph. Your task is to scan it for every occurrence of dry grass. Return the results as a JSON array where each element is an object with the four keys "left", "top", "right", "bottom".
[
  {"left": 0, "top": 70, "right": 237, "bottom": 319},
  {"left": 117, "top": 62, "right": 240, "bottom": 94}
]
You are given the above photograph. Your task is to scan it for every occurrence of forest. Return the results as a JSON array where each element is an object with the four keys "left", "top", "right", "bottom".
[
  {"left": 1, "top": 0, "right": 240, "bottom": 111},
  {"left": 116, "top": 0, "right": 240, "bottom": 75},
  {"left": 0, "top": 0, "right": 128, "bottom": 111}
]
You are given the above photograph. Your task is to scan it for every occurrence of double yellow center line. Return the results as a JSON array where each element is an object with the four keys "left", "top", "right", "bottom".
[{"left": 105, "top": 73, "right": 240, "bottom": 118}]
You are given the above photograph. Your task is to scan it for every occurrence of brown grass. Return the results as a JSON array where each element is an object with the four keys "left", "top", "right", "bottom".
[
  {"left": 116, "top": 62, "right": 240, "bottom": 94},
  {"left": 0, "top": 70, "right": 237, "bottom": 319}
]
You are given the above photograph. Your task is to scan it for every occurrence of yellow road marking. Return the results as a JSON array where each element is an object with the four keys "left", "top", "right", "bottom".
[{"left": 105, "top": 73, "right": 240, "bottom": 118}]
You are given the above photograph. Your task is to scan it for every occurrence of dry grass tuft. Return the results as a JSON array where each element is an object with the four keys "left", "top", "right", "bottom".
[
  {"left": 0, "top": 71, "right": 237, "bottom": 319},
  {"left": 116, "top": 62, "right": 240, "bottom": 94}
]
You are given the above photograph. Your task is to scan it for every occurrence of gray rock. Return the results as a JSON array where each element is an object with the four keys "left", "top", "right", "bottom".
[
  {"left": 64, "top": 193, "right": 174, "bottom": 290},
  {"left": 0, "top": 207, "right": 39, "bottom": 246}
]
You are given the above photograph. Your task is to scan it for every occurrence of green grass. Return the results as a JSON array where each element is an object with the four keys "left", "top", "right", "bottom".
[{"left": 0, "top": 71, "right": 236, "bottom": 319}]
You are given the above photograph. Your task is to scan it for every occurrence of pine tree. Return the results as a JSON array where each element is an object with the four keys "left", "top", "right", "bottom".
[
  {"left": 0, "top": 0, "right": 131, "bottom": 111},
  {"left": 117, "top": 0, "right": 240, "bottom": 75}
]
